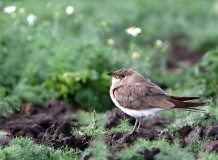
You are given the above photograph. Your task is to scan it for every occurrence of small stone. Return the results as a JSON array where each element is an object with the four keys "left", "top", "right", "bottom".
[{"left": 0, "top": 130, "right": 11, "bottom": 137}]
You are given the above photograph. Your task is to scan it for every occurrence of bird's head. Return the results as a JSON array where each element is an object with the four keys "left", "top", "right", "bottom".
[{"left": 107, "top": 68, "right": 144, "bottom": 85}]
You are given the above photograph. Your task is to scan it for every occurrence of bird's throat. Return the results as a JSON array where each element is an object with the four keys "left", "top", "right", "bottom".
[{"left": 112, "top": 77, "right": 120, "bottom": 85}]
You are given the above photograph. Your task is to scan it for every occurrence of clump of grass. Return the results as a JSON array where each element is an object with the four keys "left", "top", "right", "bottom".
[
  {"left": 109, "top": 118, "right": 131, "bottom": 133},
  {"left": 72, "top": 110, "right": 107, "bottom": 126},
  {"left": 198, "top": 152, "right": 218, "bottom": 160},
  {"left": 187, "top": 137, "right": 212, "bottom": 156},
  {"left": 0, "top": 90, "right": 20, "bottom": 117},
  {"left": 115, "top": 139, "right": 148, "bottom": 160},
  {"left": 165, "top": 110, "right": 214, "bottom": 135},
  {"left": 13, "top": 83, "right": 55, "bottom": 105},
  {"left": 72, "top": 110, "right": 106, "bottom": 137},
  {"left": 0, "top": 137, "right": 79, "bottom": 160},
  {"left": 192, "top": 51, "right": 218, "bottom": 101},
  {"left": 116, "top": 139, "right": 195, "bottom": 160},
  {"left": 81, "top": 137, "right": 110, "bottom": 160},
  {"left": 207, "top": 105, "right": 218, "bottom": 122}
]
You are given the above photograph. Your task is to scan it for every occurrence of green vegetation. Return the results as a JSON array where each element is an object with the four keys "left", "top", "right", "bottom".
[
  {"left": 0, "top": 90, "right": 20, "bottom": 117},
  {"left": 165, "top": 111, "right": 215, "bottom": 135},
  {"left": 1, "top": 0, "right": 218, "bottom": 159},
  {"left": 109, "top": 118, "right": 131, "bottom": 133},
  {"left": 82, "top": 138, "right": 110, "bottom": 160},
  {"left": 72, "top": 110, "right": 106, "bottom": 137},
  {"left": 1, "top": 0, "right": 218, "bottom": 113},
  {"left": 0, "top": 137, "right": 79, "bottom": 160},
  {"left": 117, "top": 139, "right": 195, "bottom": 160}
]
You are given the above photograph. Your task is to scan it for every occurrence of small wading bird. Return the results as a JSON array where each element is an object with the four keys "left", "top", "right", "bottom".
[{"left": 107, "top": 69, "right": 206, "bottom": 134}]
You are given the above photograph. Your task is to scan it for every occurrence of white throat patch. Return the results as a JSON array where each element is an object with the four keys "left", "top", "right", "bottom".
[{"left": 112, "top": 77, "right": 120, "bottom": 85}]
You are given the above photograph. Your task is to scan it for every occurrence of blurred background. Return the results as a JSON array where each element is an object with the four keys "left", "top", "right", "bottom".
[{"left": 1, "top": 0, "right": 218, "bottom": 115}]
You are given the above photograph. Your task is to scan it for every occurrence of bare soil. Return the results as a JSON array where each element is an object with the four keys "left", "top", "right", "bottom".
[
  {"left": 168, "top": 35, "right": 204, "bottom": 69},
  {"left": 0, "top": 101, "right": 218, "bottom": 159}
]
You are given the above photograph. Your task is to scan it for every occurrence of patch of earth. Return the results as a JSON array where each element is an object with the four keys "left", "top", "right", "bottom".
[
  {"left": 168, "top": 35, "right": 204, "bottom": 70},
  {"left": 0, "top": 100, "right": 89, "bottom": 150},
  {"left": 0, "top": 101, "right": 217, "bottom": 159}
]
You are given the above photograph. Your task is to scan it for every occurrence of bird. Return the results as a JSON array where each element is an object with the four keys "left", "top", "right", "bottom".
[{"left": 107, "top": 68, "right": 206, "bottom": 134}]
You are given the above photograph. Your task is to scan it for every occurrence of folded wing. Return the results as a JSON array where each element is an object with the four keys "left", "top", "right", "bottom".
[
  {"left": 113, "top": 82, "right": 206, "bottom": 111},
  {"left": 112, "top": 83, "right": 174, "bottom": 110}
]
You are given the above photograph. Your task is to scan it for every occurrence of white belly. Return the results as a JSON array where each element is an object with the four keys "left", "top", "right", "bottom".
[{"left": 110, "top": 88, "right": 164, "bottom": 117}]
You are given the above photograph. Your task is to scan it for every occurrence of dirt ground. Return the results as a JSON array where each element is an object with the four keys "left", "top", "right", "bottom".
[
  {"left": 0, "top": 100, "right": 217, "bottom": 159},
  {"left": 167, "top": 35, "right": 204, "bottom": 70}
]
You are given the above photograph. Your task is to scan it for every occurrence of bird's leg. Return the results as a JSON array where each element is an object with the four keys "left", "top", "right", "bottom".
[
  {"left": 136, "top": 117, "right": 142, "bottom": 132},
  {"left": 129, "top": 117, "right": 138, "bottom": 135}
]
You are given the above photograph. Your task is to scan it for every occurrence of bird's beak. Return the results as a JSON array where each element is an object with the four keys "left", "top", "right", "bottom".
[
  {"left": 107, "top": 72, "right": 114, "bottom": 76},
  {"left": 107, "top": 72, "right": 120, "bottom": 77}
]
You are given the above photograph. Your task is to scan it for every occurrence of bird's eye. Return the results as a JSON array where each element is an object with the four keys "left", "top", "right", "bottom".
[{"left": 120, "top": 75, "right": 125, "bottom": 78}]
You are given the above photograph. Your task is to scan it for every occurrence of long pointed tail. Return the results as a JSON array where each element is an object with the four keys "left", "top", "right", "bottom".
[
  {"left": 168, "top": 98, "right": 207, "bottom": 112},
  {"left": 170, "top": 95, "right": 201, "bottom": 101}
]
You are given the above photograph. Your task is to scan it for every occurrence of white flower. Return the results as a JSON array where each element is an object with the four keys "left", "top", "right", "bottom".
[
  {"left": 27, "top": 14, "right": 37, "bottom": 26},
  {"left": 4, "top": 6, "right": 16, "bottom": 14},
  {"left": 19, "top": 7, "right": 25, "bottom": 14},
  {"left": 65, "top": 6, "right": 74, "bottom": 15},
  {"left": 125, "top": 27, "right": 141, "bottom": 36},
  {"left": 155, "top": 40, "right": 163, "bottom": 47}
]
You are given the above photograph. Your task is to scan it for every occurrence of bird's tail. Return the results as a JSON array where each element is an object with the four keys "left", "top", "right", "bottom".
[
  {"left": 169, "top": 96, "right": 207, "bottom": 112},
  {"left": 170, "top": 95, "right": 201, "bottom": 101}
]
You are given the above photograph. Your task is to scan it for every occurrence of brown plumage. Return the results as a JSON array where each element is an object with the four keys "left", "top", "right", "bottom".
[
  {"left": 111, "top": 73, "right": 206, "bottom": 111},
  {"left": 107, "top": 68, "right": 206, "bottom": 134}
]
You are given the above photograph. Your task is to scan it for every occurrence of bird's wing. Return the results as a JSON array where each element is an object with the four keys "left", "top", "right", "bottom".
[{"left": 112, "top": 83, "right": 175, "bottom": 110}]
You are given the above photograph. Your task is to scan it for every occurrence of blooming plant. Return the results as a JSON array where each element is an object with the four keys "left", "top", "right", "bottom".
[
  {"left": 125, "top": 27, "right": 141, "bottom": 36},
  {"left": 3, "top": 6, "right": 16, "bottom": 14}
]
